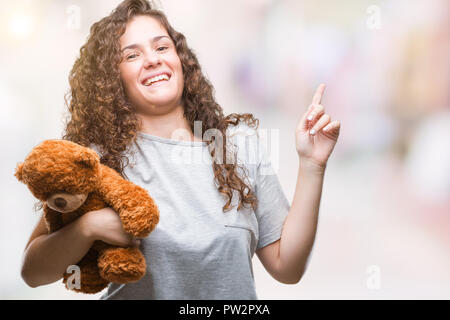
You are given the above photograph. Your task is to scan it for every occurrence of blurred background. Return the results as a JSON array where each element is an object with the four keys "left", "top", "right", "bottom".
[{"left": 1, "top": 0, "right": 449, "bottom": 299}]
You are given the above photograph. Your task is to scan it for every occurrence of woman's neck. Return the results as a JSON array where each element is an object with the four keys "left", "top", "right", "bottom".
[{"left": 137, "top": 106, "right": 202, "bottom": 142}]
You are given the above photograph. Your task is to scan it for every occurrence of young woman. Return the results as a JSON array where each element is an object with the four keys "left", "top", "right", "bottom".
[{"left": 20, "top": 0, "right": 340, "bottom": 299}]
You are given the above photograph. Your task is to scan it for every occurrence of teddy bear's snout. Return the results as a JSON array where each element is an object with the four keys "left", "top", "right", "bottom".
[
  {"left": 47, "top": 193, "right": 89, "bottom": 213},
  {"left": 54, "top": 197, "right": 67, "bottom": 209}
]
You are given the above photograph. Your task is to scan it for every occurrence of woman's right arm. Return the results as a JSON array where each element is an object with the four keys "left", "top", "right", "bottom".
[{"left": 21, "top": 208, "right": 140, "bottom": 288}]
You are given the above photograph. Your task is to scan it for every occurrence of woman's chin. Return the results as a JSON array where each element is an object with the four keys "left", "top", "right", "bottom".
[{"left": 137, "top": 101, "right": 179, "bottom": 115}]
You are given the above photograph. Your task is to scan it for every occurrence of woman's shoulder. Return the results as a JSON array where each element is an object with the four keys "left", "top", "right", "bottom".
[
  {"left": 225, "top": 120, "right": 264, "bottom": 168},
  {"left": 226, "top": 121, "right": 260, "bottom": 156},
  {"left": 226, "top": 121, "right": 259, "bottom": 139}
]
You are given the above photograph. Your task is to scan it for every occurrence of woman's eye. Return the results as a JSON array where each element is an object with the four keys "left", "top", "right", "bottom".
[
  {"left": 126, "top": 53, "right": 138, "bottom": 60},
  {"left": 157, "top": 46, "right": 168, "bottom": 52}
]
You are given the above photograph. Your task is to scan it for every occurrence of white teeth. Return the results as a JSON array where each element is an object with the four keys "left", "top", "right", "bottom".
[{"left": 144, "top": 74, "right": 170, "bottom": 86}]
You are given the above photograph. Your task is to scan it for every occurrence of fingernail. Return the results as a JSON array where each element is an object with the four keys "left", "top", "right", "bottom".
[{"left": 310, "top": 129, "right": 316, "bottom": 135}]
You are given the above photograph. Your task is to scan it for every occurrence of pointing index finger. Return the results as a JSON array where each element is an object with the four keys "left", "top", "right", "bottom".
[{"left": 312, "top": 83, "right": 326, "bottom": 105}]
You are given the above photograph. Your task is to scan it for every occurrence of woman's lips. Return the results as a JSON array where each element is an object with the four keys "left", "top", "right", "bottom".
[
  {"left": 141, "top": 74, "right": 172, "bottom": 88},
  {"left": 141, "top": 72, "right": 171, "bottom": 86},
  {"left": 143, "top": 77, "right": 170, "bottom": 88}
]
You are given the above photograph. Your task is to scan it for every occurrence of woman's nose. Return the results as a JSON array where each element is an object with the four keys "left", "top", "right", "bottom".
[{"left": 143, "top": 50, "right": 162, "bottom": 69}]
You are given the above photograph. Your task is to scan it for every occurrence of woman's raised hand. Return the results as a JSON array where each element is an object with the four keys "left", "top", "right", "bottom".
[{"left": 295, "top": 83, "right": 341, "bottom": 169}]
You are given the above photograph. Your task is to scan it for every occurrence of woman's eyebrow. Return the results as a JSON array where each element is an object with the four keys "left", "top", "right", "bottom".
[{"left": 121, "top": 35, "right": 171, "bottom": 52}]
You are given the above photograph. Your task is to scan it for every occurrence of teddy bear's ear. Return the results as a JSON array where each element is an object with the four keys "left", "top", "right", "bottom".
[
  {"left": 75, "top": 150, "right": 99, "bottom": 169},
  {"left": 76, "top": 158, "right": 95, "bottom": 169},
  {"left": 14, "top": 163, "right": 25, "bottom": 183}
]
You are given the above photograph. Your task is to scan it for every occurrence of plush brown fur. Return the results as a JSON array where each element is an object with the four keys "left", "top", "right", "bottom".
[{"left": 15, "top": 140, "right": 159, "bottom": 294}]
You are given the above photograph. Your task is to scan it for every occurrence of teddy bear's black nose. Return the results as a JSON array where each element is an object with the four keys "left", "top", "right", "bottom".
[{"left": 54, "top": 197, "right": 67, "bottom": 209}]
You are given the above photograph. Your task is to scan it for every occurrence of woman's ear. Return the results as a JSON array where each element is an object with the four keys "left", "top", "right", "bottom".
[{"left": 14, "top": 162, "right": 25, "bottom": 183}]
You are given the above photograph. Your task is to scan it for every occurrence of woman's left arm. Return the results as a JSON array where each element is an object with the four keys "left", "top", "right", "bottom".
[{"left": 256, "top": 84, "right": 341, "bottom": 284}]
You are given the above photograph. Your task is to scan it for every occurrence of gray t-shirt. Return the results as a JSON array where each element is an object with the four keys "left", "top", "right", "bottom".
[{"left": 93, "top": 123, "right": 290, "bottom": 299}]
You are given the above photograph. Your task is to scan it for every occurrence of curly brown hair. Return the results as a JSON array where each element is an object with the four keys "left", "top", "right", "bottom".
[{"left": 62, "top": 0, "right": 259, "bottom": 212}]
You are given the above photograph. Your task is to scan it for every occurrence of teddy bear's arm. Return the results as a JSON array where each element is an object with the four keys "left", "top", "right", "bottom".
[
  {"left": 43, "top": 203, "right": 63, "bottom": 233},
  {"left": 97, "top": 164, "right": 159, "bottom": 238}
]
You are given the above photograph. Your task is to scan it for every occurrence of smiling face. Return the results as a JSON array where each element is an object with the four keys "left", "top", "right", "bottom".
[{"left": 119, "top": 15, "right": 184, "bottom": 116}]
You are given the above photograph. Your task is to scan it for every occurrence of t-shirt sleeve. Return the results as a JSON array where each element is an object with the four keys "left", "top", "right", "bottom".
[
  {"left": 228, "top": 123, "right": 291, "bottom": 250},
  {"left": 253, "top": 131, "right": 290, "bottom": 250}
]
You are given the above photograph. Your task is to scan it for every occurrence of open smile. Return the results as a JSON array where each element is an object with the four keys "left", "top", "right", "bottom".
[{"left": 141, "top": 72, "right": 171, "bottom": 87}]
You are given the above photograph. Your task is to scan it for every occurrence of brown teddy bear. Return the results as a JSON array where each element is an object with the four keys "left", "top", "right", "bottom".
[{"left": 15, "top": 139, "right": 159, "bottom": 294}]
